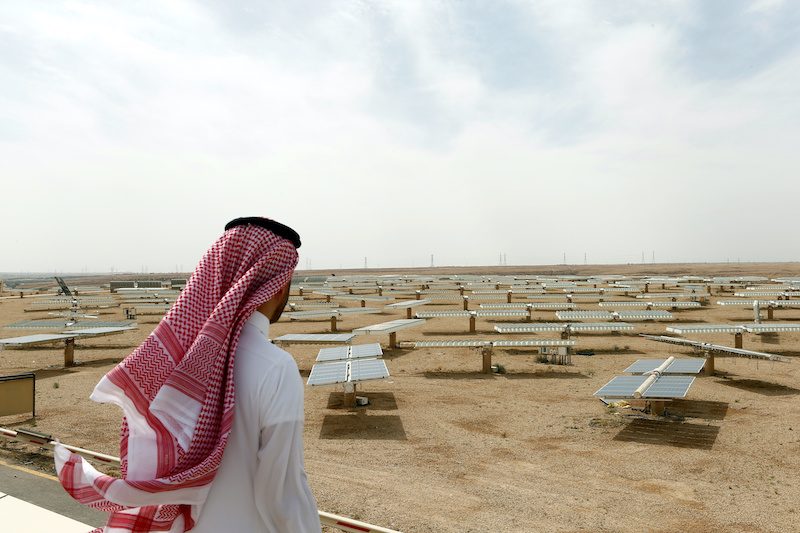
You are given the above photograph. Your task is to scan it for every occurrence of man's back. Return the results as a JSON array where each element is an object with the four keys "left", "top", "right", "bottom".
[{"left": 193, "top": 312, "right": 320, "bottom": 532}]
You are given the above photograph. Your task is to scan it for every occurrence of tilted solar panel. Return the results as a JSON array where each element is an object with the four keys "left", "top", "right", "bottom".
[
  {"left": 350, "top": 343, "right": 384, "bottom": 359},
  {"left": 594, "top": 375, "right": 694, "bottom": 399},
  {"left": 642, "top": 376, "right": 695, "bottom": 398},
  {"left": 349, "top": 359, "right": 389, "bottom": 382},
  {"left": 307, "top": 361, "right": 348, "bottom": 386}
]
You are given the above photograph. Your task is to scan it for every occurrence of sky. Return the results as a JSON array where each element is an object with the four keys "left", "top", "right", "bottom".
[{"left": 1, "top": 0, "right": 799, "bottom": 273}]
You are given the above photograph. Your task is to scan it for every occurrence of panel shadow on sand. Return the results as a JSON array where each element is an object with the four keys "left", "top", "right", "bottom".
[
  {"left": 716, "top": 378, "right": 800, "bottom": 397},
  {"left": 326, "top": 391, "right": 398, "bottom": 410},
  {"left": 613, "top": 419, "right": 720, "bottom": 450},
  {"left": 667, "top": 399, "right": 729, "bottom": 421},
  {"left": 319, "top": 414, "right": 407, "bottom": 440}
]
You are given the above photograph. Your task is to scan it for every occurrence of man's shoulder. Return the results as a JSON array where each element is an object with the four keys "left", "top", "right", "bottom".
[{"left": 237, "top": 326, "right": 299, "bottom": 375}]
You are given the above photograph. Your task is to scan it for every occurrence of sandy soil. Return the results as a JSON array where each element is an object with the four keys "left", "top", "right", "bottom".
[{"left": 1, "top": 270, "right": 799, "bottom": 532}]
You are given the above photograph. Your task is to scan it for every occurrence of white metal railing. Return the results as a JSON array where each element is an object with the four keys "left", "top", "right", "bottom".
[{"left": 0, "top": 426, "right": 401, "bottom": 533}]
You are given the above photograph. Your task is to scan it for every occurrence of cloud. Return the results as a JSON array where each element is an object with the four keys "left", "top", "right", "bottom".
[{"left": 1, "top": 1, "right": 799, "bottom": 271}]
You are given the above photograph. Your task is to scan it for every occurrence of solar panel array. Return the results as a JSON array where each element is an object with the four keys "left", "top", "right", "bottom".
[
  {"left": 415, "top": 311, "right": 471, "bottom": 318},
  {"left": 666, "top": 324, "right": 745, "bottom": 334},
  {"left": 594, "top": 375, "right": 695, "bottom": 399},
  {"left": 385, "top": 299, "right": 432, "bottom": 309},
  {"left": 353, "top": 319, "right": 426, "bottom": 335},
  {"left": 316, "top": 343, "right": 383, "bottom": 362},
  {"left": 5, "top": 320, "right": 134, "bottom": 329},
  {"left": 745, "top": 323, "right": 800, "bottom": 333},
  {"left": 639, "top": 334, "right": 790, "bottom": 362},
  {"left": 556, "top": 311, "right": 612, "bottom": 320},
  {"left": 412, "top": 339, "right": 576, "bottom": 348},
  {"left": 634, "top": 293, "right": 700, "bottom": 300},
  {"left": 307, "top": 343, "right": 389, "bottom": 387},
  {"left": 614, "top": 310, "right": 674, "bottom": 320},
  {"left": 273, "top": 333, "right": 355, "bottom": 344}
]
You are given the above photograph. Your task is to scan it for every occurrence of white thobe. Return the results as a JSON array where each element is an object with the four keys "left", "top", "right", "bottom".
[{"left": 192, "top": 311, "right": 320, "bottom": 532}]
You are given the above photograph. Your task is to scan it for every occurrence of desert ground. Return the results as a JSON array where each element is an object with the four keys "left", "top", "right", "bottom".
[{"left": 1, "top": 264, "right": 800, "bottom": 532}]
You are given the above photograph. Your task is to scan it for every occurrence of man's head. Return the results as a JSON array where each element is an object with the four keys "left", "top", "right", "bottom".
[{"left": 223, "top": 216, "right": 300, "bottom": 324}]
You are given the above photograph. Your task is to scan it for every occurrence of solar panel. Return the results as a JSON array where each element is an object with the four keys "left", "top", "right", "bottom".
[
  {"left": 594, "top": 375, "right": 694, "bottom": 399},
  {"left": 4, "top": 320, "right": 133, "bottom": 329},
  {"left": 734, "top": 291, "right": 794, "bottom": 297},
  {"left": 615, "top": 311, "right": 674, "bottom": 320},
  {"left": 639, "top": 334, "right": 790, "bottom": 362},
  {"left": 643, "top": 376, "right": 695, "bottom": 398},
  {"left": 468, "top": 294, "right": 511, "bottom": 301},
  {"left": 64, "top": 326, "right": 138, "bottom": 336},
  {"left": 413, "top": 340, "right": 487, "bottom": 347},
  {"left": 494, "top": 323, "right": 565, "bottom": 333},
  {"left": 352, "top": 319, "right": 425, "bottom": 335},
  {"left": 469, "top": 290, "right": 510, "bottom": 294},
  {"left": 624, "top": 359, "right": 706, "bottom": 375},
  {"left": 594, "top": 376, "right": 655, "bottom": 399},
  {"left": 559, "top": 287, "right": 598, "bottom": 293},
  {"left": 336, "top": 307, "right": 382, "bottom": 315},
  {"left": 350, "top": 359, "right": 389, "bottom": 382},
  {"left": 0, "top": 333, "right": 73, "bottom": 347},
  {"left": 716, "top": 300, "right": 760, "bottom": 306},
  {"left": 307, "top": 361, "right": 349, "bottom": 386},
  {"left": 288, "top": 302, "right": 339, "bottom": 308},
  {"left": 635, "top": 293, "right": 698, "bottom": 299},
  {"left": 350, "top": 343, "right": 384, "bottom": 359},
  {"left": 385, "top": 299, "right": 432, "bottom": 309},
  {"left": 744, "top": 323, "right": 800, "bottom": 333},
  {"left": 475, "top": 310, "right": 528, "bottom": 317},
  {"left": 424, "top": 294, "right": 465, "bottom": 301},
  {"left": 412, "top": 339, "right": 576, "bottom": 348},
  {"left": 273, "top": 333, "right": 355, "bottom": 344},
  {"left": 334, "top": 295, "right": 394, "bottom": 302},
  {"left": 556, "top": 311, "right": 612, "bottom": 320},
  {"left": 569, "top": 322, "right": 634, "bottom": 332},
  {"left": 491, "top": 339, "right": 576, "bottom": 347},
  {"left": 666, "top": 325, "right": 745, "bottom": 334},
  {"left": 479, "top": 303, "right": 529, "bottom": 309},
  {"left": 315, "top": 343, "right": 383, "bottom": 362},
  {"left": 599, "top": 302, "right": 651, "bottom": 308},
  {"left": 528, "top": 303, "right": 578, "bottom": 310},
  {"left": 651, "top": 301, "right": 701, "bottom": 308},
  {"left": 286, "top": 310, "right": 338, "bottom": 319},
  {"left": 415, "top": 311, "right": 471, "bottom": 318}
]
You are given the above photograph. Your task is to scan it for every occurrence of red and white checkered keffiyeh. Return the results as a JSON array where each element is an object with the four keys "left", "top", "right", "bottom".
[{"left": 54, "top": 223, "right": 299, "bottom": 532}]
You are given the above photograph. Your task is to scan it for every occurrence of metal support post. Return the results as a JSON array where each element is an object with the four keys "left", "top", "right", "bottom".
[
  {"left": 343, "top": 383, "right": 356, "bottom": 408},
  {"left": 481, "top": 346, "right": 493, "bottom": 374},
  {"left": 734, "top": 332, "right": 743, "bottom": 349},
  {"left": 389, "top": 332, "right": 397, "bottom": 350},
  {"left": 649, "top": 401, "right": 666, "bottom": 416},
  {"left": 64, "top": 338, "right": 75, "bottom": 367},
  {"left": 704, "top": 351, "right": 715, "bottom": 376}
]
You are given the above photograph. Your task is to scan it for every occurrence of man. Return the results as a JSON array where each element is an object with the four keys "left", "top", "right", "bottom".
[{"left": 55, "top": 217, "right": 320, "bottom": 532}]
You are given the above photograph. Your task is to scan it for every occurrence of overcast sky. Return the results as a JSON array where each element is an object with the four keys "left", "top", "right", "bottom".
[{"left": 1, "top": 1, "right": 799, "bottom": 273}]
